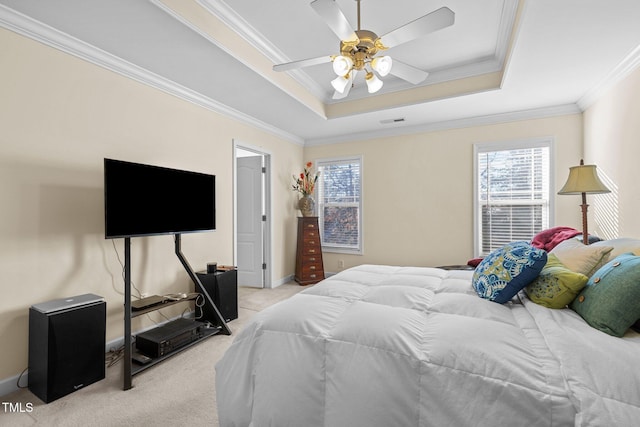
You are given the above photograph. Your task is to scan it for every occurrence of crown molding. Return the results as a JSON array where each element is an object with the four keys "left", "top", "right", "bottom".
[
  {"left": 0, "top": 3, "right": 303, "bottom": 145},
  {"left": 197, "top": 0, "right": 327, "bottom": 101},
  {"left": 495, "top": 0, "right": 521, "bottom": 65},
  {"left": 304, "top": 103, "right": 581, "bottom": 146},
  {"left": 577, "top": 43, "right": 640, "bottom": 110}
]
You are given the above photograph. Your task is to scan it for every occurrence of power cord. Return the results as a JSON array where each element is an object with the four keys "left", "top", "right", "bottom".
[
  {"left": 106, "top": 344, "right": 126, "bottom": 368},
  {"left": 111, "top": 239, "right": 142, "bottom": 300},
  {"left": 16, "top": 367, "right": 28, "bottom": 389}
]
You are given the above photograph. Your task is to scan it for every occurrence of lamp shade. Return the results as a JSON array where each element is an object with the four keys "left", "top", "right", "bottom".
[{"left": 558, "top": 163, "right": 610, "bottom": 195}]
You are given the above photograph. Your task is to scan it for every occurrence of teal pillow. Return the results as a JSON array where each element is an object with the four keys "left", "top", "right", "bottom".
[
  {"left": 571, "top": 252, "right": 640, "bottom": 337},
  {"left": 473, "top": 241, "right": 547, "bottom": 304},
  {"left": 526, "top": 254, "right": 589, "bottom": 308}
]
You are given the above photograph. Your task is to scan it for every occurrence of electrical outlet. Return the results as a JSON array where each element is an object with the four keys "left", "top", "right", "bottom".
[{"left": 338, "top": 260, "right": 345, "bottom": 269}]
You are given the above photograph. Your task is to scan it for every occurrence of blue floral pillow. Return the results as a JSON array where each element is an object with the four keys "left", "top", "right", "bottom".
[{"left": 473, "top": 241, "right": 547, "bottom": 303}]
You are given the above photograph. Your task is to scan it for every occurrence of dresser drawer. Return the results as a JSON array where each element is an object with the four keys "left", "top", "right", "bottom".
[
  {"left": 302, "top": 221, "right": 318, "bottom": 230},
  {"left": 302, "top": 244, "right": 321, "bottom": 255},
  {"left": 302, "top": 228, "right": 319, "bottom": 239},
  {"left": 299, "top": 271, "right": 323, "bottom": 282},
  {"left": 300, "top": 255, "right": 321, "bottom": 264},
  {"left": 300, "top": 260, "right": 323, "bottom": 271},
  {"left": 303, "top": 235, "right": 319, "bottom": 246}
]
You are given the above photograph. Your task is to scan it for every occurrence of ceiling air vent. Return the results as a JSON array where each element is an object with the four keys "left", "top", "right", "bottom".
[{"left": 380, "top": 118, "right": 406, "bottom": 125}]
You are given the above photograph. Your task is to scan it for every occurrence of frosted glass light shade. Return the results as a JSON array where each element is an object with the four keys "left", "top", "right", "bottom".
[
  {"left": 332, "top": 56, "right": 353, "bottom": 76},
  {"left": 331, "top": 74, "right": 350, "bottom": 93},
  {"left": 371, "top": 56, "right": 393, "bottom": 76},
  {"left": 365, "top": 72, "right": 383, "bottom": 93}
]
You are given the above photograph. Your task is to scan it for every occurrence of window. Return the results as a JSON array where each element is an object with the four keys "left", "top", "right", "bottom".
[
  {"left": 316, "top": 156, "right": 363, "bottom": 254},
  {"left": 474, "top": 139, "right": 553, "bottom": 257}
]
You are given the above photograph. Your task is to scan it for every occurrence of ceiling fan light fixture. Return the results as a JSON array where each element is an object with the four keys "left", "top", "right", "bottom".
[
  {"left": 332, "top": 55, "right": 353, "bottom": 76},
  {"left": 331, "top": 74, "right": 351, "bottom": 93},
  {"left": 365, "top": 71, "right": 383, "bottom": 93},
  {"left": 371, "top": 56, "right": 393, "bottom": 77}
]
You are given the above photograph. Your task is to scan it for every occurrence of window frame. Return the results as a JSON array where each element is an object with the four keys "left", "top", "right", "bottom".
[
  {"left": 315, "top": 155, "right": 364, "bottom": 255},
  {"left": 473, "top": 137, "right": 555, "bottom": 257}
]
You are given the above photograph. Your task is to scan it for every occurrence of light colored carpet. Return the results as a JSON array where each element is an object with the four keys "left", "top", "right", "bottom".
[{"left": 1, "top": 283, "right": 307, "bottom": 427}]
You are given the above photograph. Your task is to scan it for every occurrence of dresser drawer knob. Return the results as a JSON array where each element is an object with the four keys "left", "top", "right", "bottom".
[
  {"left": 309, "top": 257, "right": 316, "bottom": 261},
  {"left": 309, "top": 249, "right": 315, "bottom": 253},
  {"left": 310, "top": 266, "right": 316, "bottom": 270},
  {"left": 310, "top": 274, "right": 316, "bottom": 278}
]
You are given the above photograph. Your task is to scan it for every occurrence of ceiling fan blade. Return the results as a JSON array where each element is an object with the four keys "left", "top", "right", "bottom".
[
  {"left": 311, "top": 0, "right": 358, "bottom": 42},
  {"left": 273, "top": 55, "right": 333, "bottom": 72},
  {"left": 380, "top": 7, "right": 455, "bottom": 49},
  {"left": 389, "top": 60, "right": 429, "bottom": 85},
  {"left": 332, "top": 70, "right": 358, "bottom": 100}
]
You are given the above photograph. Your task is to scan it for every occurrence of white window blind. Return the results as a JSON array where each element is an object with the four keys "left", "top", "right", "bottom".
[
  {"left": 316, "top": 156, "right": 362, "bottom": 253},
  {"left": 475, "top": 140, "right": 552, "bottom": 256}
]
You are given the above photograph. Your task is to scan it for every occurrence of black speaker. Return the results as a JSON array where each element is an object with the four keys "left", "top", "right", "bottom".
[
  {"left": 28, "top": 294, "right": 106, "bottom": 403},
  {"left": 196, "top": 270, "right": 238, "bottom": 323}
]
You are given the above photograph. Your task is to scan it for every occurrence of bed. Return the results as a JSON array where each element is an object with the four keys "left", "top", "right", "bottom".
[{"left": 216, "top": 264, "right": 640, "bottom": 426}]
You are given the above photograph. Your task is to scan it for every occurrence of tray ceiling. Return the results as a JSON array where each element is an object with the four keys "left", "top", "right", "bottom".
[{"left": 1, "top": 0, "right": 640, "bottom": 145}]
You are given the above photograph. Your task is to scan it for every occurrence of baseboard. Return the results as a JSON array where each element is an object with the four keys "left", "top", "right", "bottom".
[
  {"left": 269, "top": 273, "right": 333, "bottom": 288},
  {"left": 271, "top": 274, "right": 294, "bottom": 288},
  {"left": 0, "top": 372, "right": 26, "bottom": 397}
]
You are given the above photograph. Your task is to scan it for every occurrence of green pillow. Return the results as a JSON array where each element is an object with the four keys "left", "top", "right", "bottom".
[
  {"left": 525, "top": 254, "right": 588, "bottom": 308},
  {"left": 571, "top": 252, "right": 640, "bottom": 337}
]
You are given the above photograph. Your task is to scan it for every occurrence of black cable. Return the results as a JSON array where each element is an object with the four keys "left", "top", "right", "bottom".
[{"left": 16, "top": 367, "right": 28, "bottom": 389}]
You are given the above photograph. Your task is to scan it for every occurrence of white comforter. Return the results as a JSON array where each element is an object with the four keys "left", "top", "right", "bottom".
[{"left": 216, "top": 265, "right": 640, "bottom": 427}]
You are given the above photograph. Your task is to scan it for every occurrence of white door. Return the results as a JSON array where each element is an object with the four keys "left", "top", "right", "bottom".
[{"left": 237, "top": 155, "right": 264, "bottom": 287}]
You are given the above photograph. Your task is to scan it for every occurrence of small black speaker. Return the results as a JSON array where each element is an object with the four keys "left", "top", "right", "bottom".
[
  {"left": 207, "top": 262, "right": 217, "bottom": 274},
  {"left": 28, "top": 294, "right": 106, "bottom": 403},
  {"left": 196, "top": 270, "right": 238, "bottom": 323}
]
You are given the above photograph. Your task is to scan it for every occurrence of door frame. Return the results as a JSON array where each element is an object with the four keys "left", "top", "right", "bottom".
[{"left": 233, "top": 140, "right": 272, "bottom": 288}]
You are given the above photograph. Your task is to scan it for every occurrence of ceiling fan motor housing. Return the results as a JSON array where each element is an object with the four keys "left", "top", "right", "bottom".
[{"left": 340, "top": 29, "right": 385, "bottom": 70}]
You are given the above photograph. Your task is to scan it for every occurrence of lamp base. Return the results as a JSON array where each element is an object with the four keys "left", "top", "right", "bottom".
[{"left": 580, "top": 191, "right": 589, "bottom": 245}]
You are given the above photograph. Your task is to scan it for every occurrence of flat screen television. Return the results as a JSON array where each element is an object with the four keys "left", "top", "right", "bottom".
[{"left": 104, "top": 158, "right": 215, "bottom": 239}]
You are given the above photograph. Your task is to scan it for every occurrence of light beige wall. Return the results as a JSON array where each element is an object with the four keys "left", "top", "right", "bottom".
[
  {"left": 0, "top": 29, "right": 302, "bottom": 381},
  {"left": 583, "top": 66, "right": 640, "bottom": 239},
  {"left": 305, "top": 114, "right": 584, "bottom": 272}
]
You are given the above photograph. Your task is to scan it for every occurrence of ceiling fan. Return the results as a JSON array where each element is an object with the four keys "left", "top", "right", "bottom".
[{"left": 273, "top": 0, "right": 455, "bottom": 99}]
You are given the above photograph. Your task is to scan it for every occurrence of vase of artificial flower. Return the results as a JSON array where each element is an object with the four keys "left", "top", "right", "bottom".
[
  {"left": 292, "top": 162, "right": 320, "bottom": 217},
  {"left": 297, "top": 194, "right": 315, "bottom": 217}
]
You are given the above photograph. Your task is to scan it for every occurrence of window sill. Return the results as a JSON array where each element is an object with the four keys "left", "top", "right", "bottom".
[{"left": 322, "top": 247, "right": 363, "bottom": 255}]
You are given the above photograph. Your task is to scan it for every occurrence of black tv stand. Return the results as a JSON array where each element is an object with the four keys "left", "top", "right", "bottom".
[{"left": 122, "top": 234, "right": 231, "bottom": 390}]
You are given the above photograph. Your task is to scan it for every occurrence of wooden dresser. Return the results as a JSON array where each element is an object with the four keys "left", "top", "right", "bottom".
[{"left": 295, "top": 216, "right": 325, "bottom": 285}]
